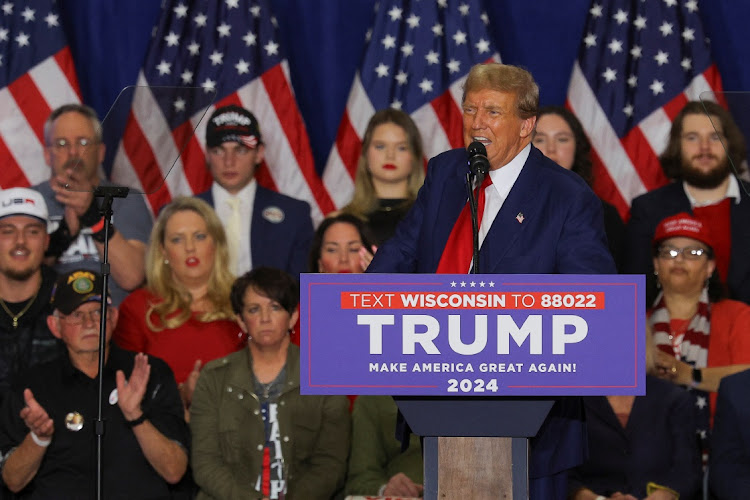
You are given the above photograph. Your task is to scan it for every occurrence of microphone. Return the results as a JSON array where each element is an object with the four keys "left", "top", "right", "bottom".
[{"left": 467, "top": 141, "right": 490, "bottom": 177}]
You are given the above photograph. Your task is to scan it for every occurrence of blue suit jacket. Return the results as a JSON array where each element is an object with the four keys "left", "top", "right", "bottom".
[
  {"left": 368, "top": 146, "right": 615, "bottom": 500},
  {"left": 196, "top": 184, "right": 313, "bottom": 278},
  {"left": 710, "top": 369, "right": 750, "bottom": 498},
  {"left": 624, "top": 179, "right": 750, "bottom": 304},
  {"left": 569, "top": 376, "right": 702, "bottom": 499},
  {"left": 368, "top": 146, "right": 615, "bottom": 274}
]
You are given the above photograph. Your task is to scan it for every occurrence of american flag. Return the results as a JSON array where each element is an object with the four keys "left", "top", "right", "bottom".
[
  {"left": 323, "top": 0, "right": 499, "bottom": 208},
  {"left": 0, "top": 0, "right": 81, "bottom": 189},
  {"left": 567, "top": 0, "right": 723, "bottom": 218},
  {"left": 111, "top": 0, "right": 334, "bottom": 221}
]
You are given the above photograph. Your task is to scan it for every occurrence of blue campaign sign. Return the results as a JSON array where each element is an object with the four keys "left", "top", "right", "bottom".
[{"left": 300, "top": 274, "right": 646, "bottom": 396}]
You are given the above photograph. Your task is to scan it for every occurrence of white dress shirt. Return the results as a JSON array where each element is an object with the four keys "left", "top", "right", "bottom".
[{"left": 212, "top": 180, "right": 256, "bottom": 275}]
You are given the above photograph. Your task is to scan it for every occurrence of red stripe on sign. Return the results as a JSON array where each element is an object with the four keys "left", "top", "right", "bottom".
[
  {"left": 619, "top": 126, "right": 669, "bottom": 193},
  {"left": 431, "top": 90, "right": 464, "bottom": 149},
  {"left": 335, "top": 112, "right": 362, "bottom": 181},
  {"left": 171, "top": 122, "right": 212, "bottom": 195},
  {"left": 262, "top": 64, "right": 335, "bottom": 214},
  {"left": 0, "top": 136, "right": 31, "bottom": 188},
  {"left": 121, "top": 111, "right": 172, "bottom": 214},
  {"left": 54, "top": 47, "right": 83, "bottom": 100},
  {"left": 8, "top": 74, "right": 51, "bottom": 145},
  {"left": 590, "top": 147, "right": 629, "bottom": 221}
]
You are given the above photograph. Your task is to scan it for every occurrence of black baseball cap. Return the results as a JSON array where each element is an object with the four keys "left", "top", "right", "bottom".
[
  {"left": 51, "top": 270, "right": 110, "bottom": 315},
  {"left": 205, "top": 105, "right": 262, "bottom": 149}
]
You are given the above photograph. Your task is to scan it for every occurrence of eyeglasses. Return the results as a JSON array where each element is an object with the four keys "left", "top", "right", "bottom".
[
  {"left": 56, "top": 309, "right": 105, "bottom": 326},
  {"left": 48, "top": 137, "right": 97, "bottom": 153},
  {"left": 680, "top": 132, "right": 724, "bottom": 144},
  {"left": 657, "top": 245, "right": 709, "bottom": 260}
]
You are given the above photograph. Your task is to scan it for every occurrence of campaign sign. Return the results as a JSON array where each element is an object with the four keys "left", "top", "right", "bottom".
[{"left": 300, "top": 274, "right": 645, "bottom": 396}]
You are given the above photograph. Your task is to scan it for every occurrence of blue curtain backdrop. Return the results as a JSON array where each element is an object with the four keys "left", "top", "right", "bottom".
[{"left": 59, "top": 0, "right": 750, "bottom": 174}]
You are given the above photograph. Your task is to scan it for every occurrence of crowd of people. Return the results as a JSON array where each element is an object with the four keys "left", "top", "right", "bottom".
[{"left": 0, "top": 61, "right": 749, "bottom": 499}]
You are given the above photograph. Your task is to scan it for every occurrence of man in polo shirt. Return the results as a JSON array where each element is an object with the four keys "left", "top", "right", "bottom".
[
  {"left": 195, "top": 104, "right": 313, "bottom": 278},
  {"left": 0, "top": 270, "right": 188, "bottom": 498}
]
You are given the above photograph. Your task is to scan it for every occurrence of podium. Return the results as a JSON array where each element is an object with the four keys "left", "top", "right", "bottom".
[{"left": 300, "top": 273, "right": 645, "bottom": 500}]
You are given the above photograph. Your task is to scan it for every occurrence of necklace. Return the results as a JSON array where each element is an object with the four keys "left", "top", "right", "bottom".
[{"left": 0, "top": 288, "right": 39, "bottom": 329}]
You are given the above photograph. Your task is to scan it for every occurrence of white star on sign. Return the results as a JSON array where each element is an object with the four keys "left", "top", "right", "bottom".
[
  {"left": 235, "top": 59, "right": 250, "bottom": 75},
  {"left": 470, "top": 281, "right": 476, "bottom": 287},
  {"left": 156, "top": 60, "right": 171, "bottom": 75},
  {"left": 489, "top": 281, "right": 495, "bottom": 287},
  {"left": 164, "top": 31, "right": 180, "bottom": 46},
  {"left": 479, "top": 281, "right": 485, "bottom": 287},
  {"left": 451, "top": 281, "right": 457, "bottom": 287},
  {"left": 460, "top": 281, "right": 466, "bottom": 287}
]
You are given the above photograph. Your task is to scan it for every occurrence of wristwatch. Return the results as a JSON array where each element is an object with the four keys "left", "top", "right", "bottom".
[{"left": 692, "top": 367, "right": 703, "bottom": 385}]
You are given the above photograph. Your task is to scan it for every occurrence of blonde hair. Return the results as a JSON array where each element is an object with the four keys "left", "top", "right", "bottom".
[
  {"left": 145, "top": 197, "right": 235, "bottom": 330},
  {"left": 462, "top": 63, "right": 539, "bottom": 120},
  {"left": 342, "top": 109, "right": 425, "bottom": 218}
]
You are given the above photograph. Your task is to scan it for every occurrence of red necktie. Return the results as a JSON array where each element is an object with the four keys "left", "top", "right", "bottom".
[{"left": 436, "top": 174, "right": 493, "bottom": 273}]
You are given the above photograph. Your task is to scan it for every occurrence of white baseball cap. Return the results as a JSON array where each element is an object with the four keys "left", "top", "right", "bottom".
[{"left": 0, "top": 188, "right": 53, "bottom": 233}]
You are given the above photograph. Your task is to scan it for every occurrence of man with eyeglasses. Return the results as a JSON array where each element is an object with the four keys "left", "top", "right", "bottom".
[
  {"left": 0, "top": 189, "right": 63, "bottom": 411},
  {"left": 32, "top": 103, "right": 152, "bottom": 304},
  {"left": 0, "top": 269, "right": 188, "bottom": 498},
  {"left": 625, "top": 100, "right": 750, "bottom": 305}
]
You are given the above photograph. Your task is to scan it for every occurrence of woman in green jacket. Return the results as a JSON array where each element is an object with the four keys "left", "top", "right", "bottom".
[{"left": 190, "top": 267, "right": 350, "bottom": 500}]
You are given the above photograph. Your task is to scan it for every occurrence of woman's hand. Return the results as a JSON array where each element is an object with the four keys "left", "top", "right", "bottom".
[
  {"left": 653, "top": 351, "right": 690, "bottom": 385},
  {"left": 359, "top": 245, "right": 377, "bottom": 271},
  {"left": 179, "top": 359, "right": 202, "bottom": 420}
]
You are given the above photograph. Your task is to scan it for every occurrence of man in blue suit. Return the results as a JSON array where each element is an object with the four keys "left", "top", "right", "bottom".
[
  {"left": 710, "top": 368, "right": 750, "bottom": 498},
  {"left": 196, "top": 105, "right": 313, "bottom": 278},
  {"left": 368, "top": 63, "right": 616, "bottom": 499}
]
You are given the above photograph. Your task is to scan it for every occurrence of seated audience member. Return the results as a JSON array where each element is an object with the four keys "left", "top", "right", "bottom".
[
  {"left": 0, "top": 270, "right": 188, "bottom": 498},
  {"left": 625, "top": 101, "right": 750, "bottom": 305},
  {"left": 34, "top": 103, "right": 152, "bottom": 304},
  {"left": 114, "top": 197, "right": 245, "bottom": 417},
  {"left": 190, "top": 267, "right": 350, "bottom": 499},
  {"left": 532, "top": 106, "right": 625, "bottom": 270},
  {"left": 345, "top": 396, "right": 423, "bottom": 498},
  {"left": 340, "top": 109, "right": 425, "bottom": 245},
  {"left": 308, "top": 213, "right": 376, "bottom": 274},
  {"left": 568, "top": 329, "right": 702, "bottom": 500},
  {"left": 649, "top": 213, "right": 750, "bottom": 456},
  {"left": 196, "top": 104, "right": 314, "bottom": 278},
  {"left": 709, "top": 368, "right": 750, "bottom": 498},
  {"left": 0, "top": 189, "right": 62, "bottom": 406}
]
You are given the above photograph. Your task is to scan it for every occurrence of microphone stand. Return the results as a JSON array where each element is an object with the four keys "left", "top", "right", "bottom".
[
  {"left": 92, "top": 185, "right": 129, "bottom": 500},
  {"left": 466, "top": 171, "right": 482, "bottom": 274}
]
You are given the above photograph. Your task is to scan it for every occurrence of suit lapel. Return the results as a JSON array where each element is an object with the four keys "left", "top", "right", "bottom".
[
  {"left": 431, "top": 165, "right": 471, "bottom": 267},
  {"left": 250, "top": 186, "right": 269, "bottom": 265},
  {"left": 480, "top": 150, "right": 541, "bottom": 272}
]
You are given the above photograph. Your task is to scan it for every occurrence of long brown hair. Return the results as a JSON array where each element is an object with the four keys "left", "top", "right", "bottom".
[
  {"left": 145, "top": 197, "right": 235, "bottom": 330},
  {"left": 341, "top": 109, "right": 425, "bottom": 218}
]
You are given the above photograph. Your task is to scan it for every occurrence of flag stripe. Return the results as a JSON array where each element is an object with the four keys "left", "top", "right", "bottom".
[{"left": 8, "top": 74, "right": 51, "bottom": 145}]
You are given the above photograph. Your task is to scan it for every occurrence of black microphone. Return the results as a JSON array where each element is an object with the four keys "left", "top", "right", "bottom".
[{"left": 467, "top": 141, "right": 490, "bottom": 177}]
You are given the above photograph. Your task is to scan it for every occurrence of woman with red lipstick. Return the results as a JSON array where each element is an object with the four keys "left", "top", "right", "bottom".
[
  {"left": 341, "top": 109, "right": 425, "bottom": 245},
  {"left": 114, "top": 197, "right": 245, "bottom": 419},
  {"left": 308, "top": 214, "right": 376, "bottom": 274},
  {"left": 648, "top": 212, "right": 750, "bottom": 463}
]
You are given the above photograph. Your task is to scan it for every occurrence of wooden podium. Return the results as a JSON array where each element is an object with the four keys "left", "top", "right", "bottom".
[{"left": 395, "top": 397, "right": 554, "bottom": 499}]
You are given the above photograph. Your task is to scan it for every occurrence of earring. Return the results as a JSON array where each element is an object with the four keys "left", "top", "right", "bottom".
[{"left": 164, "top": 258, "right": 169, "bottom": 264}]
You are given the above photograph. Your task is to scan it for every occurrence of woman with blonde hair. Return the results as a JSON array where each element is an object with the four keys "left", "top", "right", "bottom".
[
  {"left": 114, "top": 197, "right": 245, "bottom": 416},
  {"left": 341, "top": 108, "right": 425, "bottom": 245}
]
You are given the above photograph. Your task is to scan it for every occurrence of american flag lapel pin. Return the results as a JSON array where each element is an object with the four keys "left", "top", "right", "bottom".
[{"left": 516, "top": 212, "right": 525, "bottom": 224}]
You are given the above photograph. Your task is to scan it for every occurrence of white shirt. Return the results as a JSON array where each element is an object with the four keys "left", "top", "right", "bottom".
[
  {"left": 478, "top": 143, "right": 531, "bottom": 249},
  {"left": 212, "top": 180, "right": 256, "bottom": 275},
  {"left": 683, "top": 174, "right": 741, "bottom": 208}
]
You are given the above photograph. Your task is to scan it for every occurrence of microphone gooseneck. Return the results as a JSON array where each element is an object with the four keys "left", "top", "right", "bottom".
[{"left": 467, "top": 141, "right": 490, "bottom": 177}]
